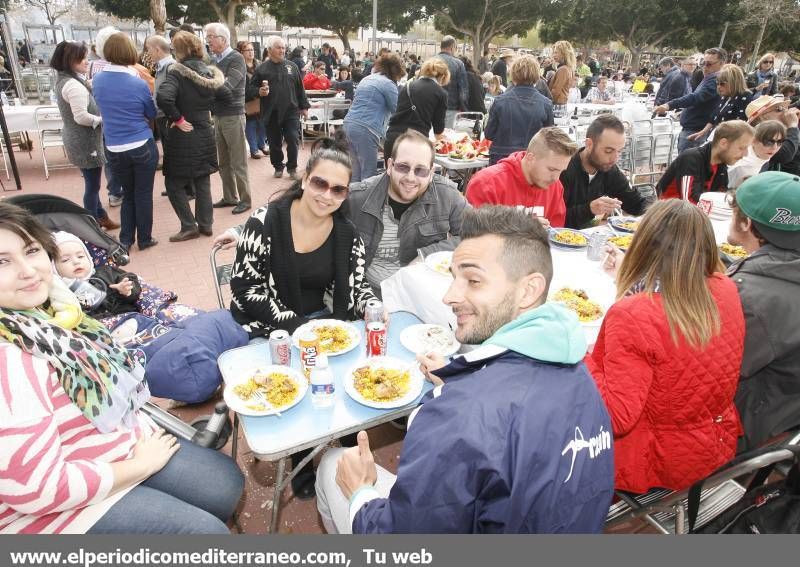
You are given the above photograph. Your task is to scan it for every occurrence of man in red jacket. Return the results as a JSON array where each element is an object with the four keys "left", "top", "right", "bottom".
[{"left": 465, "top": 127, "right": 578, "bottom": 227}]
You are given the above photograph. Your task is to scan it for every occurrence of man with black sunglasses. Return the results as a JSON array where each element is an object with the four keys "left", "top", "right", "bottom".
[
  {"left": 654, "top": 47, "right": 726, "bottom": 153},
  {"left": 347, "top": 129, "right": 468, "bottom": 291}
]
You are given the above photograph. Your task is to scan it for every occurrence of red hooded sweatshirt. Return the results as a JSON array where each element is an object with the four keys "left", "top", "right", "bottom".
[{"left": 465, "top": 151, "right": 567, "bottom": 227}]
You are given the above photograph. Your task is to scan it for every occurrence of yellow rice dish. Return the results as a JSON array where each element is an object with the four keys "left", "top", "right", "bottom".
[
  {"left": 233, "top": 371, "right": 298, "bottom": 411},
  {"left": 434, "top": 258, "right": 451, "bottom": 275},
  {"left": 608, "top": 235, "right": 633, "bottom": 249},
  {"left": 313, "top": 324, "right": 353, "bottom": 354},
  {"left": 719, "top": 243, "right": 748, "bottom": 259},
  {"left": 553, "top": 287, "right": 604, "bottom": 322},
  {"left": 553, "top": 230, "right": 588, "bottom": 246},
  {"left": 618, "top": 221, "right": 639, "bottom": 232},
  {"left": 353, "top": 366, "right": 410, "bottom": 402}
]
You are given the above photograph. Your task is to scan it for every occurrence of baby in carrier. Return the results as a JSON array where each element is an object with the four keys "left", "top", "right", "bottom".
[{"left": 52, "top": 231, "right": 141, "bottom": 319}]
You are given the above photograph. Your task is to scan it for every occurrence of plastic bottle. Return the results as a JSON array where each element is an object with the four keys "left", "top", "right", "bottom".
[
  {"left": 49, "top": 88, "right": 57, "bottom": 105},
  {"left": 310, "top": 353, "right": 335, "bottom": 409}
]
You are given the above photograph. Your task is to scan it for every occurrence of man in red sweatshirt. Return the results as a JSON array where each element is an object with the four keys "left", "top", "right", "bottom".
[{"left": 465, "top": 127, "right": 578, "bottom": 227}]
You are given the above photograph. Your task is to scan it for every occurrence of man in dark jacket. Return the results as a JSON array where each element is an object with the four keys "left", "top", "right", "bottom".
[
  {"left": 435, "top": 35, "right": 469, "bottom": 128},
  {"left": 726, "top": 172, "right": 800, "bottom": 451},
  {"left": 205, "top": 22, "right": 251, "bottom": 215},
  {"left": 654, "top": 47, "right": 726, "bottom": 153},
  {"left": 656, "top": 119, "right": 753, "bottom": 203},
  {"left": 316, "top": 206, "right": 614, "bottom": 533},
  {"left": 561, "top": 115, "right": 646, "bottom": 228},
  {"left": 491, "top": 49, "right": 513, "bottom": 87},
  {"left": 247, "top": 36, "right": 310, "bottom": 180},
  {"left": 346, "top": 130, "right": 467, "bottom": 291},
  {"left": 654, "top": 57, "right": 689, "bottom": 106}
]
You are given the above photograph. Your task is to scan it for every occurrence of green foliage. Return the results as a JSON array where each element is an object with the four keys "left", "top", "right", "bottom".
[
  {"left": 267, "top": 0, "right": 423, "bottom": 41},
  {"left": 539, "top": 0, "right": 734, "bottom": 53},
  {"left": 87, "top": 0, "right": 247, "bottom": 26}
]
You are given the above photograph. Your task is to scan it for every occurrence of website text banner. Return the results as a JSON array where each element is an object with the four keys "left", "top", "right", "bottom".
[{"left": 0, "top": 535, "right": 794, "bottom": 567}]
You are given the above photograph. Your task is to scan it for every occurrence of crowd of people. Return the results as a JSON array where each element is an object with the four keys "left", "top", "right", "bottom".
[{"left": 1, "top": 24, "right": 800, "bottom": 536}]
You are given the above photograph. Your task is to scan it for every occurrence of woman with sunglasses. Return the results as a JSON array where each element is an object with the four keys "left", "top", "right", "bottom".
[
  {"left": 229, "top": 133, "right": 377, "bottom": 340},
  {"left": 229, "top": 134, "right": 377, "bottom": 499},
  {"left": 747, "top": 53, "right": 779, "bottom": 96},
  {"left": 687, "top": 64, "right": 753, "bottom": 143},
  {"left": 728, "top": 120, "right": 787, "bottom": 188}
]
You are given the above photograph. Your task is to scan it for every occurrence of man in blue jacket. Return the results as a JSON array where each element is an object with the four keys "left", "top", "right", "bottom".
[
  {"left": 315, "top": 206, "right": 615, "bottom": 533},
  {"left": 654, "top": 47, "right": 726, "bottom": 153},
  {"left": 654, "top": 57, "right": 689, "bottom": 107}
]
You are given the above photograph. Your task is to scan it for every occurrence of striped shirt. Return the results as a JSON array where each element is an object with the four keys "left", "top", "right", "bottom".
[
  {"left": 0, "top": 343, "right": 153, "bottom": 534},
  {"left": 366, "top": 203, "right": 401, "bottom": 290}
]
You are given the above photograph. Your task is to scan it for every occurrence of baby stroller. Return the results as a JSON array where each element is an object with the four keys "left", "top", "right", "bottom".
[{"left": 7, "top": 193, "right": 232, "bottom": 449}]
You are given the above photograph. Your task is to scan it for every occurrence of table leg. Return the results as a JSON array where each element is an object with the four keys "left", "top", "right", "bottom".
[
  {"left": 269, "top": 457, "right": 286, "bottom": 533},
  {"left": 267, "top": 443, "right": 330, "bottom": 533},
  {"left": 231, "top": 413, "right": 240, "bottom": 464}
]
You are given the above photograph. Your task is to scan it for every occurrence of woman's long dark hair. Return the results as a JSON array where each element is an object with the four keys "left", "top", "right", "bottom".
[{"left": 270, "top": 130, "right": 352, "bottom": 214}]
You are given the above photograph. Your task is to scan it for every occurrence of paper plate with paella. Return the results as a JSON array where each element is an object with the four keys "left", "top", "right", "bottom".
[
  {"left": 551, "top": 287, "right": 605, "bottom": 324},
  {"left": 424, "top": 251, "right": 453, "bottom": 277},
  {"left": 223, "top": 366, "right": 308, "bottom": 416},
  {"left": 549, "top": 228, "right": 589, "bottom": 249},
  {"left": 344, "top": 356, "right": 425, "bottom": 409},
  {"left": 608, "top": 216, "right": 640, "bottom": 234},
  {"left": 291, "top": 319, "right": 361, "bottom": 356}
]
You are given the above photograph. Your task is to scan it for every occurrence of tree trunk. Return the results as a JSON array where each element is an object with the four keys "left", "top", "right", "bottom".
[
  {"left": 150, "top": 0, "right": 167, "bottom": 35},
  {"left": 337, "top": 31, "right": 351, "bottom": 53},
  {"left": 629, "top": 46, "right": 642, "bottom": 72},
  {"left": 749, "top": 15, "right": 768, "bottom": 72},
  {"left": 471, "top": 29, "right": 483, "bottom": 69},
  {"left": 225, "top": 3, "right": 238, "bottom": 43}
]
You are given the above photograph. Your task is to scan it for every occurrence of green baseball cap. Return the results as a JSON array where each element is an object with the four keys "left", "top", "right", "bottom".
[{"left": 736, "top": 171, "right": 800, "bottom": 250}]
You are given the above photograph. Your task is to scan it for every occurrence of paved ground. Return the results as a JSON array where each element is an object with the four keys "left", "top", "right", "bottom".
[{"left": 2, "top": 140, "right": 649, "bottom": 534}]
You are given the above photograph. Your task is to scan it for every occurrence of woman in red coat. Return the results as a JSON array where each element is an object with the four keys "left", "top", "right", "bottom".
[
  {"left": 303, "top": 61, "right": 332, "bottom": 91},
  {"left": 585, "top": 200, "right": 745, "bottom": 494}
]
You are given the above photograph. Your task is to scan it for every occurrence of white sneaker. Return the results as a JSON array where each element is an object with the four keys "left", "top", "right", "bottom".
[{"left": 109, "top": 195, "right": 123, "bottom": 207}]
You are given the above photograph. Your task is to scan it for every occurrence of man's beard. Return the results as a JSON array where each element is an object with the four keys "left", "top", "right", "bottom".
[
  {"left": 458, "top": 289, "right": 518, "bottom": 345},
  {"left": 586, "top": 148, "right": 613, "bottom": 172}
]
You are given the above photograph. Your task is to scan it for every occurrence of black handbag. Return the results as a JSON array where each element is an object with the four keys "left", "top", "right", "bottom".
[{"left": 689, "top": 445, "right": 800, "bottom": 534}]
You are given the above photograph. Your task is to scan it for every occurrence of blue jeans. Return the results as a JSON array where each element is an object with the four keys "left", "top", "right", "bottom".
[
  {"left": 677, "top": 128, "right": 705, "bottom": 154},
  {"left": 80, "top": 167, "right": 106, "bottom": 220},
  {"left": 104, "top": 162, "right": 122, "bottom": 198},
  {"left": 87, "top": 439, "right": 244, "bottom": 534},
  {"left": 106, "top": 138, "right": 159, "bottom": 248},
  {"left": 245, "top": 116, "right": 266, "bottom": 154},
  {"left": 343, "top": 122, "right": 380, "bottom": 182}
]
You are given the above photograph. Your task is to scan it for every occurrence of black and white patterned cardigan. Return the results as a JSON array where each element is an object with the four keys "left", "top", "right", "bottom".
[{"left": 229, "top": 198, "right": 377, "bottom": 338}]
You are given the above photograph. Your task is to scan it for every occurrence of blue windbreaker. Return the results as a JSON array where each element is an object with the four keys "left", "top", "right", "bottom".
[{"left": 351, "top": 304, "right": 615, "bottom": 533}]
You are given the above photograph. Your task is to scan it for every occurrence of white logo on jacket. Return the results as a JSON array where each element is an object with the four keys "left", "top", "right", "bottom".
[{"left": 561, "top": 426, "right": 611, "bottom": 483}]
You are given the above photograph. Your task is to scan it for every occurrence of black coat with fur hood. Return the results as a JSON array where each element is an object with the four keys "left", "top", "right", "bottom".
[{"left": 156, "top": 58, "right": 225, "bottom": 179}]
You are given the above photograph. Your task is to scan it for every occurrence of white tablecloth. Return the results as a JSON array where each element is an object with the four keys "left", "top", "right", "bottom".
[
  {"left": 2, "top": 104, "right": 62, "bottom": 133},
  {"left": 382, "top": 218, "right": 733, "bottom": 350}
]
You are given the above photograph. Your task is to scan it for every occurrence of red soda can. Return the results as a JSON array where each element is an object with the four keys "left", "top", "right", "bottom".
[
  {"left": 269, "top": 329, "right": 291, "bottom": 366},
  {"left": 365, "top": 299, "right": 384, "bottom": 324},
  {"left": 366, "top": 321, "right": 387, "bottom": 357}
]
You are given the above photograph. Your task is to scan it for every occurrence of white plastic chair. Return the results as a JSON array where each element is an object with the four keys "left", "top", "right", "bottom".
[
  {"left": 325, "top": 100, "right": 351, "bottom": 135},
  {"left": 34, "top": 106, "right": 70, "bottom": 179},
  {"left": 301, "top": 99, "right": 328, "bottom": 144}
]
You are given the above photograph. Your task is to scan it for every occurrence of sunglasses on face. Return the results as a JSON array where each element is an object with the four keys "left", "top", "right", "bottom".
[
  {"left": 764, "top": 60, "right": 774, "bottom": 64},
  {"left": 392, "top": 161, "right": 431, "bottom": 178},
  {"left": 307, "top": 175, "right": 349, "bottom": 199},
  {"left": 763, "top": 138, "right": 785, "bottom": 147},
  {"left": 717, "top": 81, "right": 728, "bottom": 86}
]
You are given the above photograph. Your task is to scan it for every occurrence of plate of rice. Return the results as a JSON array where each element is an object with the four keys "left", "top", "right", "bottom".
[
  {"left": 424, "top": 251, "right": 453, "bottom": 277},
  {"left": 608, "top": 216, "right": 640, "bottom": 233},
  {"left": 291, "top": 319, "right": 361, "bottom": 356},
  {"left": 551, "top": 287, "right": 604, "bottom": 323},
  {"left": 549, "top": 228, "right": 589, "bottom": 248},
  {"left": 224, "top": 365, "right": 307, "bottom": 416},
  {"left": 344, "top": 356, "right": 425, "bottom": 409}
]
